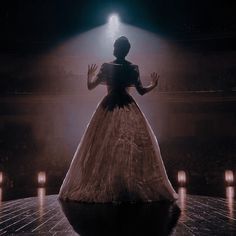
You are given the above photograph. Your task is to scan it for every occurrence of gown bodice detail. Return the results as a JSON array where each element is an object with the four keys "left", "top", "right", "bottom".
[
  {"left": 98, "top": 61, "right": 141, "bottom": 90},
  {"left": 97, "top": 61, "right": 142, "bottom": 110}
]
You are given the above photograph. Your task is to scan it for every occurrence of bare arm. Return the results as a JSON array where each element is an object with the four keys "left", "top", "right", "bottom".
[
  {"left": 135, "top": 72, "right": 160, "bottom": 95},
  {"left": 87, "top": 64, "right": 104, "bottom": 90}
]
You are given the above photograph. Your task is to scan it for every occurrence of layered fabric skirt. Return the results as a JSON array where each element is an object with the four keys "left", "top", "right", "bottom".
[{"left": 58, "top": 91, "right": 178, "bottom": 202}]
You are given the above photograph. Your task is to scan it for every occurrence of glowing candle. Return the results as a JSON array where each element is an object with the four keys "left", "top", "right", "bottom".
[
  {"left": 38, "top": 171, "right": 46, "bottom": 185},
  {"left": 178, "top": 170, "right": 186, "bottom": 186},
  {"left": 225, "top": 170, "right": 234, "bottom": 185}
]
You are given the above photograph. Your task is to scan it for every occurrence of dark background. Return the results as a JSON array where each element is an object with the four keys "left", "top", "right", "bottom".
[
  {"left": 0, "top": 0, "right": 236, "bottom": 200},
  {"left": 1, "top": 1, "right": 236, "bottom": 36},
  {"left": 1, "top": 0, "right": 236, "bottom": 93}
]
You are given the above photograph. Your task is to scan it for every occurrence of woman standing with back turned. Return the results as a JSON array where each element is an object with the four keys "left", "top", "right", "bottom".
[{"left": 59, "top": 36, "right": 178, "bottom": 203}]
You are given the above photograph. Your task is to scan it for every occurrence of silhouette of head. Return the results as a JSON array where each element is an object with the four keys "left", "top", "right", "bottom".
[{"left": 113, "top": 36, "right": 131, "bottom": 59}]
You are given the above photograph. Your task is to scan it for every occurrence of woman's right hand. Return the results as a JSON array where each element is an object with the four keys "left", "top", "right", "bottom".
[{"left": 150, "top": 72, "right": 160, "bottom": 87}]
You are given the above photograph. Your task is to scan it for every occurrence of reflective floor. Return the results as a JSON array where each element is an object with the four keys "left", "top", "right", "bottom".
[{"left": 0, "top": 187, "right": 235, "bottom": 235}]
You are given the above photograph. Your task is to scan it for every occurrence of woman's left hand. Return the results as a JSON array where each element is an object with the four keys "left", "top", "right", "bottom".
[
  {"left": 88, "top": 64, "right": 98, "bottom": 78},
  {"left": 150, "top": 72, "right": 160, "bottom": 87}
]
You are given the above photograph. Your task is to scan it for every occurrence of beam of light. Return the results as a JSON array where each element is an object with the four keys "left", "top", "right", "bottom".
[
  {"left": 32, "top": 22, "right": 170, "bottom": 141},
  {"left": 32, "top": 17, "right": 179, "bottom": 156},
  {"left": 37, "top": 22, "right": 169, "bottom": 77},
  {"left": 107, "top": 13, "right": 120, "bottom": 41}
]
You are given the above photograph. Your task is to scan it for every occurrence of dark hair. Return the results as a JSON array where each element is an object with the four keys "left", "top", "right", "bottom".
[{"left": 113, "top": 36, "right": 131, "bottom": 59}]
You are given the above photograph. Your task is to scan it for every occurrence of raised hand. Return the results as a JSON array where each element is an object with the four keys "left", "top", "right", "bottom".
[
  {"left": 87, "top": 64, "right": 98, "bottom": 78},
  {"left": 150, "top": 72, "right": 160, "bottom": 87}
]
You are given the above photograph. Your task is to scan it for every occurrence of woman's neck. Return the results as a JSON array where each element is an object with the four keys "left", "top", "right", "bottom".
[{"left": 113, "top": 58, "right": 126, "bottom": 64}]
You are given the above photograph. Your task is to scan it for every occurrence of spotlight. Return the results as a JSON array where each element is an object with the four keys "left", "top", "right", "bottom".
[
  {"left": 108, "top": 13, "right": 120, "bottom": 25},
  {"left": 107, "top": 13, "right": 120, "bottom": 40}
]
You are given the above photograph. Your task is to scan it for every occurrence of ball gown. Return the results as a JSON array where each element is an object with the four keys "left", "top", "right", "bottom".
[{"left": 58, "top": 61, "right": 178, "bottom": 203}]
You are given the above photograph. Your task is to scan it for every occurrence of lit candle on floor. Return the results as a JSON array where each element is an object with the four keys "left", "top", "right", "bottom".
[
  {"left": 225, "top": 170, "right": 234, "bottom": 186},
  {"left": 178, "top": 170, "right": 187, "bottom": 186},
  {"left": 38, "top": 171, "right": 46, "bottom": 186}
]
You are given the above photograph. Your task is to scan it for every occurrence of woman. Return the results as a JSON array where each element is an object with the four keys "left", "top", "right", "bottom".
[{"left": 58, "top": 36, "right": 178, "bottom": 203}]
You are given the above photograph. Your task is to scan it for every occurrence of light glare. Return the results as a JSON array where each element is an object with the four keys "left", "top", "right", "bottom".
[
  {"left": 225, "top": 170, "right": 234, "bottom": 185},
  {"left": 107, "top": 13, "right": 120, "bottom": 41},
  {"left": 38, "top": 171, "right": 46, "bottom": 185},
  {"left": 178, "top": 170, "right": 186, "bottom": 185},
  {"left": 108, "top": 14, "right": 119, "bottom": 25}
]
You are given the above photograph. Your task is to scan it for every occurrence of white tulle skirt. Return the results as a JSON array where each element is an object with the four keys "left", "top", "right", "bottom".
[{"left": 58, "top": 92, "right": 178, "bottom": 203}]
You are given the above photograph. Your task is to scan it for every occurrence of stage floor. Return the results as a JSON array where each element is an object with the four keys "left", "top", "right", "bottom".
[{"left": 0, "top": 190, "right": 235, "bottom": 235}]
